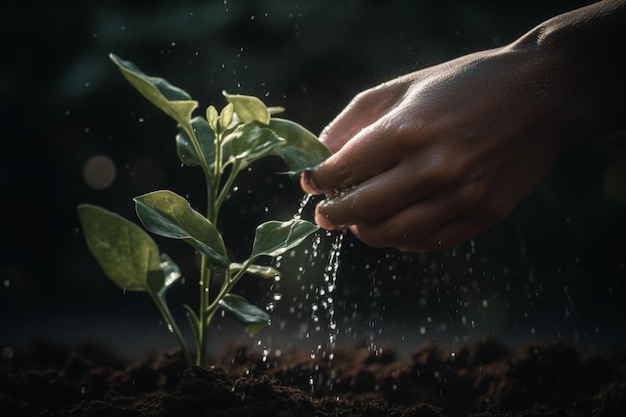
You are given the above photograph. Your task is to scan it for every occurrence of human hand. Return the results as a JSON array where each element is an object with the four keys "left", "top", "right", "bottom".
[{"left": 301, "top": 44, "right": 577, "bottom": 252}]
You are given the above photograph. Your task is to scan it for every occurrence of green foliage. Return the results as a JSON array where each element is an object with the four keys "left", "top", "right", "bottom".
[{"left": 78, "top": 53, "right": 330, "bottom": 367}]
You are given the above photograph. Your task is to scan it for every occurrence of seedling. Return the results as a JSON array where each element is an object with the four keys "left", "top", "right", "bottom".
[{"left": 78, "top": 54, "right": 330, "bottom": 367}]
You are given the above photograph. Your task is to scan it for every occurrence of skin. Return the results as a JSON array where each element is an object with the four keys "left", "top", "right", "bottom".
[{"left": 301, "top": 0, "right": 626, "bottom": 252}]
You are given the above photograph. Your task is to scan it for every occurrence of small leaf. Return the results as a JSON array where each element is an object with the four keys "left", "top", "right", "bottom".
[
  {"left": 250, "top": 219, "right": 319, "bottom": 259},
  {"left": 77, "top": 204, "right": 161, "bottom": 292},
  {"left": 110, "top": 53, "right": 198, "bottom": 126},
  {"left": 223, "top": 92, "right": 270, "bottom": 125},
  {"left": 176, "top": 116, "right": 217, "bottom": 169},
  {"left": 220, "top": 103, "right": 235, "bottom": 131},
  {"left": 229, "top": 263, "right": 280, "bottom": 279},
  {"left": 206, "top": 105, "right": 219, "bottom": 132},
  {"left": 227, "top": 123, "right": 284, "bottom": 163},
  {"left": 269, "top": 118, "right": 331, "bottom": 173},
  {"left": 219, "top": 294, "right": 270, "bottom": 335},
  {"left": 134, "top": 191, "right": 229, "bottom": 272},
  {"left": 268, "top": 106, "right": 285, "bottom": 116}
]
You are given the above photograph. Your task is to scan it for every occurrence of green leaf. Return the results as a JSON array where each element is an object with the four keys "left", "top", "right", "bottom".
[
  {"left": 206, "top": 105, "right": 219, "bottom": 132},
  {"left": 229, "top": 263, "right": 280, "bottom": 279},
  {"left": 77, "top": 204, "right": 161, "bottom": 292},
  {"left": 219, "top": 103, "right": 235, "bottom": 131},
  {"left": 219, "top": 294, "right": 270, "bottom": 335},
  {"left": 110, "top": 53, "right": 198, "bottom": 126},
  {"left": 176, "top": 116, "right": 217, "bottom": 169},
  {"left": 250, "top": 219, "right": 319, "bottom": 259},
  {"left": 268, "top": 118, "right": 331, "bottom": 173},
  {"left": 226, "top": 123, "right": 284, "bottom": 163},
  {"left": 223, "top": 92, "right": 270, "bottom": 125},
  {"left": 134, "top": 191, "right": 229, "bottom": 272},
  {"left": 268, "top": 106, "right": 285, "bottom": 116}
]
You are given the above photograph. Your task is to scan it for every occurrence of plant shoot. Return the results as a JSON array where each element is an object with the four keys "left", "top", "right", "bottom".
[{"left": 78, "top": 54, "right": 330, "bottom": 367}]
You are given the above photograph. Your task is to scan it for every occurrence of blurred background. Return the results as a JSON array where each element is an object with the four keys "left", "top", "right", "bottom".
[{"left": 1, "top": 0, "right": 624, "bottom": 360}]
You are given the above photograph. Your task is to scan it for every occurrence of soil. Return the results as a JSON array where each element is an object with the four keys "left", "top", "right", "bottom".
[{"left": 1, "top": 338, "right": 624, "bottom": 417}]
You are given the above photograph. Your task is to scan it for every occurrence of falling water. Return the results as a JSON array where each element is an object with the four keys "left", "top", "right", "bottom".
[
  {"left": 296, "top": 194, "right": 345, "bottom": 394},
  {"left": 321, "top": 231, "right": 344, "bottom": 352},
  {"left": 265, "top": 193, "right": 345, "bottom": 394},
  {"left": 293, "top": 192, "right": 312, "bottom": 220}
]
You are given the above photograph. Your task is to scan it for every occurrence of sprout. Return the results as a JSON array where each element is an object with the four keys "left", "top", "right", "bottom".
[{"left": 77, "top": 54, "right": 330, "bottom": 367}]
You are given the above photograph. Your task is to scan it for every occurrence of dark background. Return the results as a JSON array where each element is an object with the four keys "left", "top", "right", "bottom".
[{"left": 1, "top": 0, "right": 624, "bottom": 360}]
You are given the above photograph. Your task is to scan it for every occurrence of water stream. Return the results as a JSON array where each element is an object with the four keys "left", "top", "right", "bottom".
[{"left": 261, "top": 194, "right": 346, "bottom": 393}]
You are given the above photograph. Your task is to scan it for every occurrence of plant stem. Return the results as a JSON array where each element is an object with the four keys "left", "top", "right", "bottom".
[
  {"left": 197, "top": 128, "right": 224, "bottom": 366},
  {"left": 150, "top": 292, "right": 193, "bottom": 367},
  {"left": 216, "top": 161, "right": 241, "bottom": 212},
  {"left": 207, "top": 258, "right": 254, "bottom": 313},
  {"left": 197, "top": 256, "right": 211, "bottom": 366}
]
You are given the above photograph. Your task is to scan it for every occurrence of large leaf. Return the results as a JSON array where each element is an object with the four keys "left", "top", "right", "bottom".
[
  {"left": 77, "top": 204, "right": 161, "bottom": 292},
  {"left": 226, "top": 123, "right": 284, "bottom": 164},
  {"left": 78, "top": 205, "right": 185, "bottom": 354},
  {"left": 110, "top": 53, "right": 198, "bottom": 126},
  {"left": 250, "top": 219, "right": 319, "bottom": 259},
  {"left": 223, "top": 92, "right": 270, "bottom": 125},
  {"left": 176, "top": 116, "right": 217, "bottom": 169},
  {"left": 268, "top": 118, "right": 331, "bottom": 173},
  {"left": 134, "top": 191, "right": 229, "bottom": 272},
  {"left": 219, "top": 294, "right": 270, "bottom": 335}
]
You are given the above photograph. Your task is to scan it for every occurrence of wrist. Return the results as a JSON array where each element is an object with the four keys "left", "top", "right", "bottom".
[{"left": 511, "top": 1, "right": 626, "bottom": 147}]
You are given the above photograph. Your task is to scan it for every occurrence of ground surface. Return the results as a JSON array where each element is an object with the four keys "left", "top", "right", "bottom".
[{"left": 1, "top": 339, "right": 624, "bottom": 417}]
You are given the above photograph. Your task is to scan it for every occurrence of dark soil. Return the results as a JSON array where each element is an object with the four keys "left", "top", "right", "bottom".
[{"left": 1, "top": 338, "right": 624, "bottom": 417}]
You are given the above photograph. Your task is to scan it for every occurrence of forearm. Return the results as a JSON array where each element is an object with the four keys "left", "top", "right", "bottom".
[{"left": 511, "top": 0, "right": 626, "bottom": 145}]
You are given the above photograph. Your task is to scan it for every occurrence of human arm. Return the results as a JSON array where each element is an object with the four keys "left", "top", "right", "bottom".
[{"left": 301, "top": 0, "right": 626, "bottom": 252}]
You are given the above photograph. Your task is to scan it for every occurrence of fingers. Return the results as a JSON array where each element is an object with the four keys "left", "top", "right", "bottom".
[
  {"left": 311, "top": 155, "right": 459, "bottom": 229},
  {"left": 332, "top": 181, "right": 508, "bottom": 253},
  {"left": 304, "top": 119, "right": 402, "bottom": 197},
  {"left": 311, "top": 165, "right": 416, "bottom": 229},
  {"left": 319, "top": 81, "right": 410, "bottom": 152},
  {"left": 301, "top": 80, "right": 412, "bottom": 196},
  {"left": 342, "top": 186, "right": 475, "bottom": 250}
]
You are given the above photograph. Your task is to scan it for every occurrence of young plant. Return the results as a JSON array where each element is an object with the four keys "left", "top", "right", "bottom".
[{"left": 77, "top": 54, "right": 330, "bottom": 367}]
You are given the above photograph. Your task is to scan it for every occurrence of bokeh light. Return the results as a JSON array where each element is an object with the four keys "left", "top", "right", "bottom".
[{"left": 83, "top": 155, "right": 116, "bottom": 190}]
